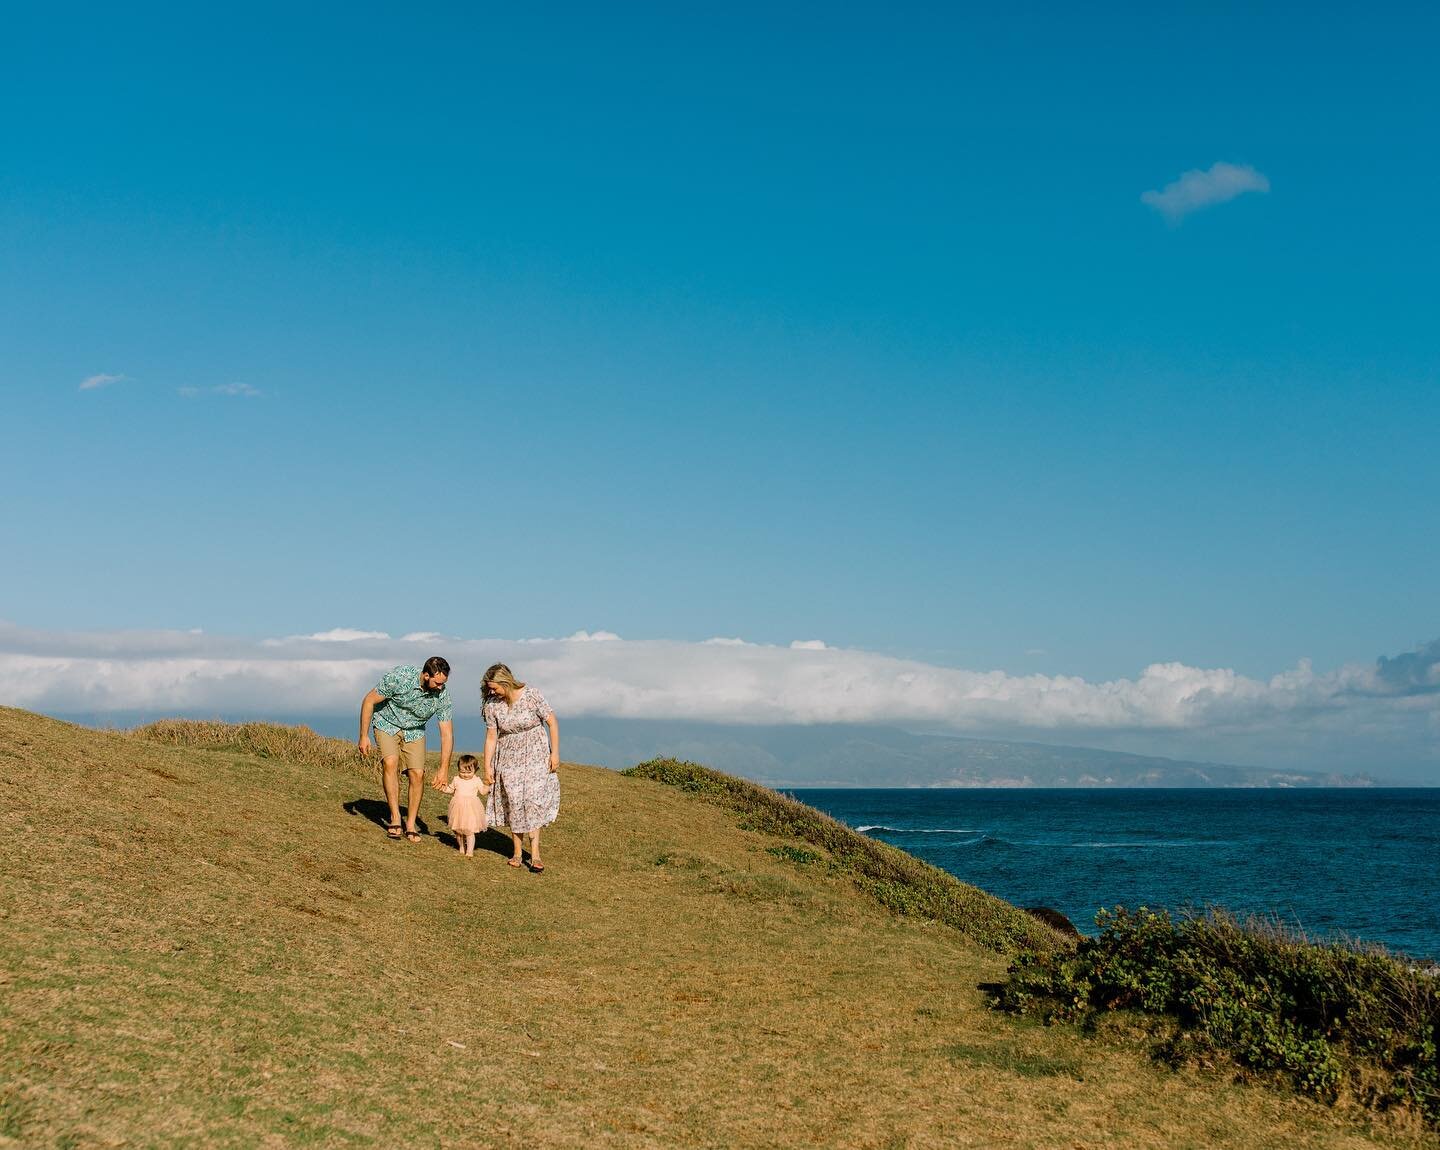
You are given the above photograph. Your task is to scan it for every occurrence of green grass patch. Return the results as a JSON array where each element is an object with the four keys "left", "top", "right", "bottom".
[
  {"left": 623, "top": 757, "right": 1068, "bottom": 955},
  {"left": 766, "top": 844, "right": 825, "bottom": 866},
  {"left": 939, "top": 1041, "right": 1083, "bottom": 1079}
]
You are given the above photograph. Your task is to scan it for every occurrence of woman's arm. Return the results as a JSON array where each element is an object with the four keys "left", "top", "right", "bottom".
[
  {"left": 545, "top": 713, "right": 559, "bottom": 773},
  {"left": 483, "top": 726, "right": 497, "bottom": 786}
]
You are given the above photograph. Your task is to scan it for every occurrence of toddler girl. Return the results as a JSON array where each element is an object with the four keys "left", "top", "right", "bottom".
[{"left": 440, "top": 754, "right": 490, "bottom": 856}]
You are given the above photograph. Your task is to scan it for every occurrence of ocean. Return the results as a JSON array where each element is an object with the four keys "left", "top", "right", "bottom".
[{"left": 790, "top": 788, "right": 1440, "bottom": 961}]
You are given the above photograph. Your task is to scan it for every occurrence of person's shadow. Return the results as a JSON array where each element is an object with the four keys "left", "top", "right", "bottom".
[
  {"left": 343, "top": 799, "right": 511, "bottom": 858},
  {"left": 342, "top": 797, "right": 431, "bottom": 838},
  {"left": 430, "top": 820, "right": 515, "bottom": 858},
  {"left": 473, "top": 827, "right": 515, "bottom": 859}
]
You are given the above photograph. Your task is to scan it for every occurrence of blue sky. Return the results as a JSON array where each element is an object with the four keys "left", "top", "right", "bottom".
[{"left": 3, "top": 3, "right": 1438, "bottom": 774}]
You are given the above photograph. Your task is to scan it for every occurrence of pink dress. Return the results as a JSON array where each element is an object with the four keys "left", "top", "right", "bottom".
[{"left": 445, "top": 775, "right": 489, "bottom": 834}]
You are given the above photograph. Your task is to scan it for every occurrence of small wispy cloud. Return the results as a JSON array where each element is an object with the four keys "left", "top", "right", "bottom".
[
  {"left": 261, "top": 628, "right": 391, "bottom": 647},
  {"left": 790, "top": 639, "right": 829, "bottom": 651},
  {"left": 79, "top": 373, "right": 126, "bottom": 391},
  {"left": 178, "top": 383, "right": 262, "bottom": 399},
  {"left": 1141, "top": 162, "right": 1270, "bottom": 223}
]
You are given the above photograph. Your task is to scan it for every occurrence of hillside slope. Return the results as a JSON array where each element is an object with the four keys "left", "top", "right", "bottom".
[{"left": 1, "top": 708, "right": 1430, "bottom": 1149}]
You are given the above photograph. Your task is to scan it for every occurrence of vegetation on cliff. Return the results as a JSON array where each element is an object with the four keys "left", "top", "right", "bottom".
[{"left": 998, "top": 907, "right": 1440, "bottom": 1127}]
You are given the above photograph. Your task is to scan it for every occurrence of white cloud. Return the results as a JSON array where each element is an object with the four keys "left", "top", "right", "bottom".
[
  {"left": 1141, "top": 162, "right": 1270, "bottom": 222},
  {"left": 400, "top": 631, "right": 444, "bottom": 643},
  {"left": 79, "top": 373, "right": 126, "bottom": 391},
  {"left": 3, "top": 623, "right": 1436, "bottom": 769},
  {"left": 790, "top": 639, "right": 828, "bottom": 650},
  {"left": 703, "top": 637, "right": 751, "bottom": 646},
  {"left": 566, "top": 630, "right": 622, "bottom": 642}
]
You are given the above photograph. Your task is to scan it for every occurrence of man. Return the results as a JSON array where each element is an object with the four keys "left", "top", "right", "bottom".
[{"left": 358, "top": 656, "right": 454, "bottom": 841}]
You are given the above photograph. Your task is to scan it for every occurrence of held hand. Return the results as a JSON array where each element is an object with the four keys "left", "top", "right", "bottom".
[
  {"left": 430, "top": 774, "right": 449, "bottom": 791},
  {"left": 358, "top": 735, "right": 372, "bottom": 756},
  {"left": 549, "top": 754, "right": 560, "bottom": 774}
]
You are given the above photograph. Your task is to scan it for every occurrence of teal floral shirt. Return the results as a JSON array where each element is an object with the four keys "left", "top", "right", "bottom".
[{"left": 372, "top": 665, "right": 453, "bottom": 741}]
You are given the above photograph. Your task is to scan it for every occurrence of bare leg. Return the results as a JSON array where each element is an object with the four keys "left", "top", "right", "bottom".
[
  {"left": 381, "top": 757, "right": 402, "bottom": 827},
  {"left": 464, "top": 832, "right": 475, "bottom": 856},
  {"left": 405, "top": 769, "right": 424, "bottom": 834},
  {"left": 510, "top": 830, "right": 524, "bottom": 865},
  {"left": 529, "top": 826, "right": 542, "bottom": 868}
]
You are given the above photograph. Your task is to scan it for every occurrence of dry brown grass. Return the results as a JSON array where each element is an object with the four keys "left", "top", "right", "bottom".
[
  {"left": 2, "top": 706, "right": 1435, "bottom": 1149},
  {"left": 133, "top": 718, "right": 371, "bottom": 777},
  {"left": 625, "top": 757, "right": 1069, "bottom": 954}
]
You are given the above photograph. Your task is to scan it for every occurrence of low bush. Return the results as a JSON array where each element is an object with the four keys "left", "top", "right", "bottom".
[
  {"left": 624, "top": 757, "right": 1069, "bottom": 955},
  {"left": 996, "top": 906, "right": 1440, "bottom": 1124}
]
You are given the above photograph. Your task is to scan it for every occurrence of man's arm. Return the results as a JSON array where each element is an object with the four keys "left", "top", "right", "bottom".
[
  {"left": 433, "top": 720, "right": 454, "bottom": 787},
  {"left": 358, "top": 688, "right": 386, "bottom": 752}
]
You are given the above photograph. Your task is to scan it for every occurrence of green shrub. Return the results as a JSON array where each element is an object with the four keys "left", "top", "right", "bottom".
[
  {"left": 624, "top": 757, "right": 1068, "bottom": 955},
  {"left": 994, "top": 906, "right": 1440, "bottom": 1124},
  {"left": 766, "top": 844, "right": 825, "bottom": 866}
]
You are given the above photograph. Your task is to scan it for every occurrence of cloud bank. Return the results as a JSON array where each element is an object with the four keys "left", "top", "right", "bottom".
[
  {"left": 2, "top": 624, "right": 1437, "bottom": 773},
  {"left": 1142, "top": 162, "right": 1270, "bottom": 222}
]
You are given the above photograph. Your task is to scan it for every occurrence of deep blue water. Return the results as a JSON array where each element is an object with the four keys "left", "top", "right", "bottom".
[{"left": 790, "top": 788, "right": 1440, "bottom": 961}]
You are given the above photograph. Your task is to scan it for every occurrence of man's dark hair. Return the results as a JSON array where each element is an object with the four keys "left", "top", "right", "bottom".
[{"left": 422, "top": 656, "right": 451, "bottom": 678}]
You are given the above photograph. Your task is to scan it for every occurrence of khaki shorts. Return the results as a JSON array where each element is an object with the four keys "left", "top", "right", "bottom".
[{"left": 374, "top": 728, "right": 427, "bottom": 774}]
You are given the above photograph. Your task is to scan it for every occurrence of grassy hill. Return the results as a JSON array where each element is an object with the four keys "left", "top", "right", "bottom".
[{"left": 1, "top": 707, "right": 1432, "bottom": 1149}]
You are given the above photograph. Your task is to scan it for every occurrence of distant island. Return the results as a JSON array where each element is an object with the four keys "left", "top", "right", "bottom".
[
  {"left": 559, "top": 719, "right": 1382, "bottom": 788},
  {"left": 53, "top": 711, "right": 1382, "bottom": 788}
]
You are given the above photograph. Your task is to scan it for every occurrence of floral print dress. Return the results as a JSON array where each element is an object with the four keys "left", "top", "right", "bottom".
[{"left": 484, "top": 686, "right": 559, "bottom": 834}]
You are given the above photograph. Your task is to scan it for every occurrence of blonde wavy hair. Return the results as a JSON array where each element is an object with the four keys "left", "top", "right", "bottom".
[{"left": 481, "top": 663, "right": 526, "bottom": 698}]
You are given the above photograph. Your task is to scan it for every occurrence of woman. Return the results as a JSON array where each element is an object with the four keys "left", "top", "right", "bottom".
[{"left": 481, "top": 662, "right": 560, "bottom": 872}]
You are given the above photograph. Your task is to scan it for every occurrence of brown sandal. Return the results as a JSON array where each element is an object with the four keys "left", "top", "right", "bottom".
[
  {"left": 404, "top": 828, "right": 422, "bottom": 843},
  {"left": 385, "top": 823, "right": 403, "bottom": 840}
]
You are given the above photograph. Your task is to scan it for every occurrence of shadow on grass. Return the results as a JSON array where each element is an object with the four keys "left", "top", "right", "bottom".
[
  {"left": 474, "top": 828, "right": 516, "bottom": 859},
  {"left": 341, "top": 798, "right": 431, "bottom": 837},
  {"left": 430, "top": 828, "right": 516, "bottom": 859},
  {"left": 343, "top": 799, "right": 514, "bottom": 862}
]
